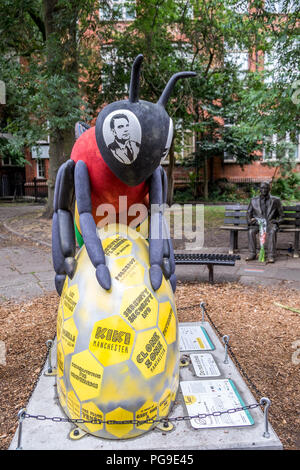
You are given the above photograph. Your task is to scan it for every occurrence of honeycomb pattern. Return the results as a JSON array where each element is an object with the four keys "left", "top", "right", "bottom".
[
  {"left": 56, "top": 223, "right": 179, "bottom": 439},
  {"left": 89, "top": 315, "right": 135, "bottom": 366}
]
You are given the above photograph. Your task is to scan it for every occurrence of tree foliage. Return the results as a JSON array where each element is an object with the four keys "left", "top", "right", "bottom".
[{"left": 0, "top": 0, "right": 299, "bottom": 204}]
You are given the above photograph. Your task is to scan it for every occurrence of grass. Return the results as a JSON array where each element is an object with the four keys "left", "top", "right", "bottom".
[
  {"left": 165, "top": 204, "right": 225, "bottom": 236},
  {"left": 204, "top": 205, "right": 225, "bottom": 229}
]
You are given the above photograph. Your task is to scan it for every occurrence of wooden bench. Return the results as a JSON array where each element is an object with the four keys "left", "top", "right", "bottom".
[
  {"left": 174, "top": 253, "right": 241, "bottom": 283},
  {"left": 220, "top": 204, "right": 300, "bottom": 257}
]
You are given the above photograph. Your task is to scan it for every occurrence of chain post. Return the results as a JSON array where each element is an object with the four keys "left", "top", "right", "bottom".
[
  {"left": 260, "top": 397, "right": 271, "bottom": 438},
  {"left": 222, "top": 335, "right": 230, "bottom": 364},
  {"left": 46, "top": 339, "right": 53, "bottom": 373},
  {"left": 200, "top": 302, "right": 206, "bottom": 323},
  {"left": 16, "top": 408, "right": 26, "bottom": 450},
  {"left": 45, "top": 339, "right": 57, "bottom": 376}
]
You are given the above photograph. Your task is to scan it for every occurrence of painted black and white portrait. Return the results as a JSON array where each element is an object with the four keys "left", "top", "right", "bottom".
[{"left": 103, "top": 109, "right": 142, "bottom": 165}]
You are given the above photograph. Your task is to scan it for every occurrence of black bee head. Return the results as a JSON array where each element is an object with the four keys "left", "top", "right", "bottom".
[{"left": 95, "top": 54, "right": 196, "bottom": 186}]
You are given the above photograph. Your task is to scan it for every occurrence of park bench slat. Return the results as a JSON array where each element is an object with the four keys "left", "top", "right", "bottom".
[
  {"left": 283, "top": 206, "right": 300, "bottom": 211},
  {"left": 223, "top": 217, "right": 247, "bottom": 225},
  {"left": 225, "top": 211, "right": 248, "bottom": 217},
  {"left": 281, "top": 219, "right": 300, "bottom": 225},
  {"left": 225, "top": 205, "right": 248, "bottom": 210}
]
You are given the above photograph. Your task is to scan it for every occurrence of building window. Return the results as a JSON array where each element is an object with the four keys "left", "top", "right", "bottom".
[
  {"left": 100, "top": 45, "right": 129, "bottom": 94},
  {"left": 225, "top": 0, "right": 249, "bottom": 14},
  {"left": 31, "top": 145, "right": 49, "bottom": 159},
  {"left": 100, "top": 0, "right": 136, "bottom": 21},
  {"left": 36, "top": 159, "right": 46, "bottom": 179},
  {"left": 172, "top": 41, "right": 195, "bottom": 66},
  {"left": 2, "top": 156, "right": 13, "bottom": 166},
  {"left": 224, "top": 43, "right": 249, "bottom": 78},
  {"left": 177, "top": 0, "right": 194, "bottom": 18},
  {"left": 264, "top": 0, "right": 297, "bottom": 13},
  {"left": 223, "top": 121, "right": 237, "bottom": 163},
  {"left": 264, "top": 47, "right": 281, "bottom": 84},
  {"left": 263, "top": 133, "right": 300, "bottom": 161},
  {"left": 174, "top": 126, "right": 195, "bottom": 162}
]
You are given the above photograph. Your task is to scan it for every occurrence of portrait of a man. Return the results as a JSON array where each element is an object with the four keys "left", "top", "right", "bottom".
[{"left": 107, "top": 113, "right": 140, "bottom": 164}]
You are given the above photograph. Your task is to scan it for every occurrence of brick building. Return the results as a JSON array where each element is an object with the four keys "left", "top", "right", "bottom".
[{"left": 11, "top": 1, "right": 300, "bottom": 197}]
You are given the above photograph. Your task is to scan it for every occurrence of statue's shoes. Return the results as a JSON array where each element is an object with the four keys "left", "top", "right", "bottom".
[
  {"left": 268, "top": 257, "right": 275, "bottom": 263},
  {"left": 245, "top": 254, "right": 256, "bottom": 261}
]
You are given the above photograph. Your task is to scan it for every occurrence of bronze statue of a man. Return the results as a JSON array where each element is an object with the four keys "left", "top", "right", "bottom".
[{"left": 246, "top": 182, "right": 284, "bottom": 262}]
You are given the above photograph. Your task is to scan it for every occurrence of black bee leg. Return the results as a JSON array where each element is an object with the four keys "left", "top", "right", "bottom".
[
  {"left": 52, "top": 159, "right": 76, "bottom": 295},
  {"left": 161, "top": 166, "right": 176, "bottom": 292},
  {"left": 148, "top": 166, "right": 165, "bottom": 291},
  {"left": 74, "top": 160, "right": 111, "bottom": 290}
]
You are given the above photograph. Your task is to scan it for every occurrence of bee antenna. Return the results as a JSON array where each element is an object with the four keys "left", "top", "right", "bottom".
[
  {"left": 157, "top": 71, "right": 197, "bottom": 108},
  {"left": 129, "top": 54, "right": 144, "bottom": 103}
]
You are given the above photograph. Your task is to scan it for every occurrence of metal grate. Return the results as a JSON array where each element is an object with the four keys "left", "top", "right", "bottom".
[{"left": 174, "top": 253, "right": 241, "bottom": 265}]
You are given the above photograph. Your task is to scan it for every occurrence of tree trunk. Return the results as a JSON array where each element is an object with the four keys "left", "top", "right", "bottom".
[
  {"left": 203, "top": 154, "right": 209, "bottom": 200},
  {"left": 44, "top": 128, "right": 75, "bottom": 218},
  {"left": 42, "top": 0, "right": 78, "bottom": 217}
]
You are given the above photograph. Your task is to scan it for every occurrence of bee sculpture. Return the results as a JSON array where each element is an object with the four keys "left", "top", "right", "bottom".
[{"left": 52, "top": 54, "right": 196, "bottom": 295}]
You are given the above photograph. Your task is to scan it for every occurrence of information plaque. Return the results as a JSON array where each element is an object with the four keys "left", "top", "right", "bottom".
[
  {"left": 190, "top": 353, "right": 220, "bottom": 377},
  {"left": 180, "top": 379, "right": 254, "bottom": 429},
  {"left": 179, "top": 325, "right": 214, "bottom": 351}
]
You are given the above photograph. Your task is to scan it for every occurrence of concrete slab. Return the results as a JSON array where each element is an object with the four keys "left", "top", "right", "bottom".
[
  {"left": 0, "top": 281, "right": 45, "bottom": 300},
  {"left": 239, "top": 276, "right": 280, "bottom": 288},
  {"left": 9, "top": 321, "right": 282, "bottom": 451}
]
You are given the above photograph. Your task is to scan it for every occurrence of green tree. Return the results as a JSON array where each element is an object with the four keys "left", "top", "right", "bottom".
[
  {"left": 0, "top": 0, "right": 105, "bottom": 214},
  {"left": 99, "top": 0, "right": 271, "bottom": 200}
]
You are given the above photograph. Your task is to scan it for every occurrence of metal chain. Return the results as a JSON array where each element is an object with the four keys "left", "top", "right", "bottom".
[
  {"left": 21, "top": 403, "right": 260, "bottom": 427},
  {"left": 17, "top": 304, "right": 264, "bottom": 431}
]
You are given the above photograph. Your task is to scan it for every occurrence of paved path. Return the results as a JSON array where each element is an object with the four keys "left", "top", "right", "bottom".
[
  {"left": 1, "top": 202, "right": 300, "bottom": 303},
  {"left": 175, "top": 250, "right": 300, "bottom": 290},
  {"left": 0, "top": 203, "right": 55, "bottom": 301}
]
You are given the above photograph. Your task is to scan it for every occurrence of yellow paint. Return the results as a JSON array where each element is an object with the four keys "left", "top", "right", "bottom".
[
  {"left": 61, "top": 317, "right": 78, "bottom": 356},
  {"left": 110, "top": 256, "right": 145, "bottom": 287},
  {"left": 57, "top": 305, "right": 63, "bottom": 342},
  {"left": 158, "top": 389, "right": 171, "bottom": 417},
  {"left": 120, "top": 286, "right": 158, "bottom": 330},
  {"left": 171, "top": 374, "right": 179, "bottom": 401},
  {"left": 158, "top": 301, "right": 176, "bottom": 345},
  {"left": 102, "top": 235, "right": 132, "bottom": 257},
  {"left": 105, "top": 407, "right": 133, "bottom": 438},
  {"left": 136, "top": 400, "right": 158, "bottom": 431},
  {"left": 63, "top": 284, "right": 79, "bottom": 319},
  {"left": 132, "top": 328, "right": 167, "bottom": 379},
  {"left": 70, "top": 350, "right": 103, "bottom": 402},
  {"left": 196, "top": 337, "right": 205, "bottom": 349},
  {"left": 74, "top": 202, "right": 81, "bottom": 234},
  {"left": 184, "top": 395, "right": 197, "bottom": 405},
  {"left": 89, "top": 315, "right": 135, "bottom": 367},
  {"left": 56, "top": 223, "right": 179, "bottom": 439},
  {"left": 81, "top": 402, "right": 104, "bottom": 433},
  {"left": 61, "top": 276, "right": 68, "bottom": 301},
  {"left": 156, "top": 276, "right": 173, "bottom": 300},
  {"left": 67, "top": 390, "right": 81, "bottom": 419},
  {"left": 57, "top": 378, "right": 67, "bottom": 407},
  {"left": 57, "top": 342, "right": 64, "bottom": 378}
]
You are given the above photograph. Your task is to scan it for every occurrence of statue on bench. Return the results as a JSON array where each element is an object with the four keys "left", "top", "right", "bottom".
[{"left": 246, "top": 182, "right": 284, "bottom": 263}]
